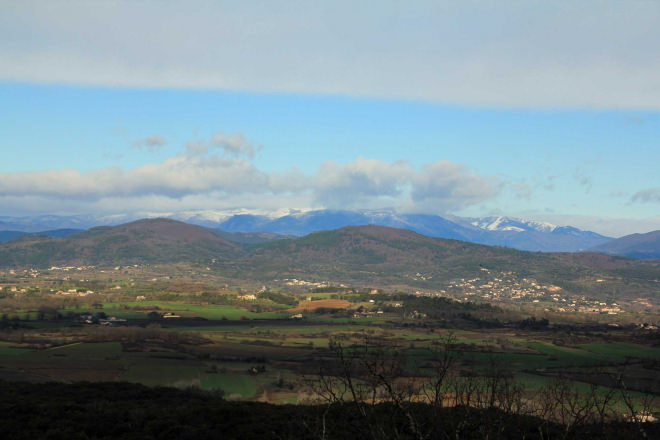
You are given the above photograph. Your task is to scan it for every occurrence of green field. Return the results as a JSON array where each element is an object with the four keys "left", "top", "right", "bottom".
[
  {"left": 576, "top": 342, "right": 660, "bottom": 360},
  {"left": 1, "top": 289, "right": 659, "bottom": 413}
]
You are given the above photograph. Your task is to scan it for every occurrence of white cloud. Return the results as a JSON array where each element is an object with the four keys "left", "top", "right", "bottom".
[
  {"left": 185, "top": 140, "right": 210, "bottom": 156},
  {"left": 0, "top": 152, "right": 498, "bottom": 215},
  {"left": 311, "top": 157, "right": 499, "bottom": 212},
  {"left": 210, "top": 131, "right": 260, "bottom": 159},
  {"left": 1, "top": 1, "right": 659, "bottom": 108},
  {"left": 132, "top": 134, "right": 166, "bottom": 151},
  {"left": 410, "top": 161, "right": 499, "bottom": 211},
  {"left": 0, "top": 155, "right": 269, "bottom": 199},
  {"left": 313, "top": 158, "right": 413, "bottom": 208},
  {"left": 0, "top": 193, "right": 315, "bottom": 218}
]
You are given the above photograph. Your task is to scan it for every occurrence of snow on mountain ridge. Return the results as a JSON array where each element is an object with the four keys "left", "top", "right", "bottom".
[
  {"left": 500, "top": 226, "right": 525, "bottom": 232},
  {"left": 152, "top": 208, "right": 310, "bottom": 223},
  {"left": 0, "top": 210, "right": 613, "bottom": 252},
  {"left": 470, "top": 216, "right": 557, "bottom": 233}
]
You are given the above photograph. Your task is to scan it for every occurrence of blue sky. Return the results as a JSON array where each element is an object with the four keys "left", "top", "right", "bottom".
[{"left": 0, "top": 1, "right": 659, "bottom": 236}]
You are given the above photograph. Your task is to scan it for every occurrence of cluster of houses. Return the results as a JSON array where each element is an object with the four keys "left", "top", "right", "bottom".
[
  {"left": 446, "top": 273, "right": 559, "bottom": 303},
  {"left": 352, "top": 309, "right": 385, "bottom": 319},
  {"left": 281, "top": 278, "right": 339, "bottom": 288},
  {"left": 435, "top": 270, "right": 627, "bottom": 315},
  {"left": 78, "top": 313, "right": 127, "bottom": 326},
  {"left": 284, "top": 278, "right": 313, "bottom": 286},
  {"left": 56, "top": 288, "right": 95, "bottom": 297},
  {"left": 49, "top": 266, "right": 94, "bottom": 272}
]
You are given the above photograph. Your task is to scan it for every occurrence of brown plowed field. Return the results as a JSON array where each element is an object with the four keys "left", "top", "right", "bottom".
[{"left": 288, "top": 299, "right": 351, "bottom": 313}]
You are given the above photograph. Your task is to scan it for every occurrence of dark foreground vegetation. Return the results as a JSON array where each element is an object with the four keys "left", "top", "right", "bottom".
[{"left": 0, "top": 380, "right": 657, "bottom": 440}]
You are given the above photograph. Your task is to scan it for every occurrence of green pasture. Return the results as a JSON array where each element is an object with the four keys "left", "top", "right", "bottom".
[
  {"left": 2, "top": 292, "right": 660, "bottom": 407},
  {"left": 102, "top": 348, "right": 261, "bottom": 398},
  {"left": 0, "top": 342, "right": 34, "bottom": 356},
  {"left": 576, "top": 342, "right": 660, "bottom": 360},
  {"left": 200, "top": 374, "right": 257, "bottom": 397},
  {"left": 116, "top": 301, "right": 289, "bottom": 320},
  {"left": 526, "top": 342, "right": 602, "bottom": 366},
  {"left": 64, "top": 301, "right": 291, "bottom": 320},
  {"left": 0, "top": 342, "right": 122, "bottom": 362}
]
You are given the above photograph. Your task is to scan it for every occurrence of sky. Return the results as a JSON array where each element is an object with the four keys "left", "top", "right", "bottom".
[{"left": 0, "top": 1, "right": 659, "bottom": 237}]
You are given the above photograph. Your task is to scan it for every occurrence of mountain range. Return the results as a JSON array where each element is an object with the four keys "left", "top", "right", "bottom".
[
  {"left": 217, "top": 211, "right": 612, "bottom": 253},
  {"left": 589, "top": 230, "right": 660, "bottom": 259},
  {"left": 0, "top": 210, "right": 613, "bottom": 253},
  {"left": 1, "top": 218, "right": 659, "bottom": 301}
]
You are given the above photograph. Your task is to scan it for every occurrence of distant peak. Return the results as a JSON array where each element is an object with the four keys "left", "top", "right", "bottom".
[{"left": 470, "top": 216, "right": 557, "bottom": 233}]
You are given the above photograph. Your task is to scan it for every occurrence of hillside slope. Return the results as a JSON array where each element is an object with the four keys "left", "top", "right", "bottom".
[
  {"left": 0, "top": 211, "right": 612, "bottom": 252},
  {"left": 211, "top": 229, "right": 294, "bottom": 244},
  {"left": 2, "top": 221, "right": 659, "bottom": 300},
  {"left": 0, "top": 228, "right": 82, "bottom": 243},
  {"left": 0, "top": 218, "right": 241, "bottom": 266},
  {"left": 590, "top": 230, "right": 660, "bottom": 259},
  {"left": 227, "top": 225, "right": 658, "bottom": 297}
]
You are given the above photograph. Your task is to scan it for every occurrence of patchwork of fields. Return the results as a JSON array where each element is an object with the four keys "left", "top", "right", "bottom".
[
  {"left": 1, "top": 300, "right": 659, "bottom": 408},
  {"left": 1, "top": 262, "right": 659, "bottom": 425}
]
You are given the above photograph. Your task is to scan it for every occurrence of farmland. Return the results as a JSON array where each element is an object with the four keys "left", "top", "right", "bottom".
[
  {"left": 0, "top": 264, "right": 658, "bottom": 403},
  {"left": 0, "top": 257, "right": 659, "bottom": 440}
]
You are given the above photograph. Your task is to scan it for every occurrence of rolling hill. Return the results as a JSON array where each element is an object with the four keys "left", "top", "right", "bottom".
[
  {"left": 590, "top": 230, "right": 660, "bottom": 259},
  {"left": 0, "top": 228, "right": 82, "bottom": 242},
  {"left": 224, "top": 225, "right": 660, "bottom": 299},
  {"left": 0, "top": 218, "right": 240, "bottom": 266},
  {"left": 0, "top": 210, "right": 613, "bottom": 252},
  {"left": 0, "top": 231, "right": 25, "bottom": 242},
  {"left": 1, "top": 220, "right": 658, "bottom": 301},
  {"left": 210, "top": 229, "right": 294, "bottom": 244},
  {"left": 236, "top": 225, "right": 545, "bottom": 283}
]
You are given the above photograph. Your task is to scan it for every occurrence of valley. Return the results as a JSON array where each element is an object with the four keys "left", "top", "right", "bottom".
[{"left": 1, "top": 219, "right": 659, "bottom": 438}]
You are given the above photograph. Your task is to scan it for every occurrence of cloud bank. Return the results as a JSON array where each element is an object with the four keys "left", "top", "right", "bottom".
[
  {"left": 1, "top": 1, "right": 659, "bottom": 108},
  {"left": 0, "top": 137, "right": 498, "bottom": 215}
]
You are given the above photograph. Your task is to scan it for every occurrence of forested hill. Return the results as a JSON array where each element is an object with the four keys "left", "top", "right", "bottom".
[
  {"left": 590, "top": 230, "right": 660, "bottom": 259},
  {"left": 224, "top": 225, "right": 660, "bottom": 296},
  {"left": 1, "top": 220, "right": 660, "bottom": 300},
  {"left": 0, "top": 218, "right": 241, "bottom": 266}
]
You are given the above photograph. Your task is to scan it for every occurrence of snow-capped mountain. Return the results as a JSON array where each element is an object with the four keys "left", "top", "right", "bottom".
[
  {"left": 0, "top": 210, "right": 614, "bottom": 252},
  {"left": 213, "top": 210, "right": 611, "bottom": 252},
  {"left": 466, "top": 216, "right": 557, "bottom": 233}
]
